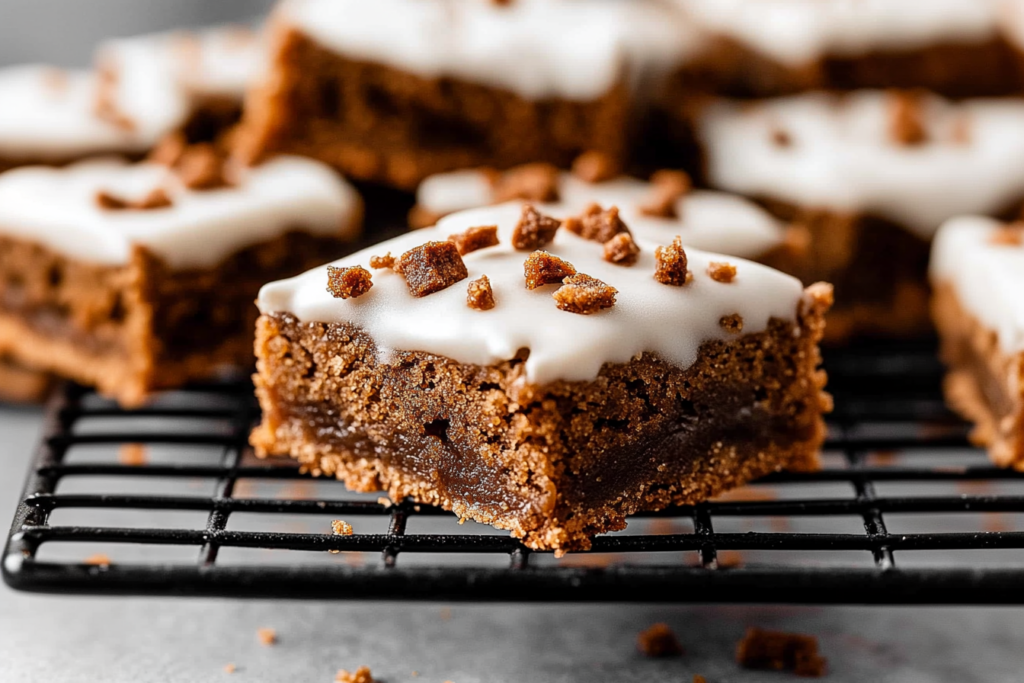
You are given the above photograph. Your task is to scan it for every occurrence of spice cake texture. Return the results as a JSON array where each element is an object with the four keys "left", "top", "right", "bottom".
[
  {"left": 691, "top": 89, "right": 1024, "bottom": 341},
  {"left": 0, "top": 150, "right": 361, "bottom": 406},
  {"left": 931, "top": 217, "right": 1024, "bottom": 469},
  {"left": 253, "top": 202, "right": 832, "bottom": 552}
]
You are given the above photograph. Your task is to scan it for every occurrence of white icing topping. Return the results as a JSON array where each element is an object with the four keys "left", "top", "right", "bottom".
[
  {"left": 931, "top": 216, "right": 1024, "bottom": 353},
  {"left": 96, "top": 25, "right": 264, "bottom": 143},
  {"left": 697, "top": 91, "right": 1024, "bottom": 240},
  {"left": 0, "top": 156, "right": 360, "bottom": 269},
  {"left": 416, "top": 170, "right": 786, "bottom": 260},
  {"left": 0, "top": 66, "right": 150, "bottom": 159},
  {"left": 675, "top": 0, "right": 1002, "bottom": 66},
  {"left": 280, "top": 0, "right": 700, "bottom": 101},
  {"left": 258, "top": 203, "right": 805, "bottom": 385}
]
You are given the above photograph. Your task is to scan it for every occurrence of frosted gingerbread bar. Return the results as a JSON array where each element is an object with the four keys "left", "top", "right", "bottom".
[
  {"left": 237, "top": 0, "right": 695, "bottom": 189},
  {"left": 0, "top": 151, "right": 361, "bottom": 406},
  {"left": 252, "top": 202, "right": 832, "bottom": 552},
  {"left": 691, "top": 90, "right": 1024, "bottom": 342},
  {"left": 931, "top": 217, "right": 1024, "bottom": 469}
]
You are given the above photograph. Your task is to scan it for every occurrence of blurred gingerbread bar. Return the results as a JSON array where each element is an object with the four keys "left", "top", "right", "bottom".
[
  {"left": 669, "top": 0, "right": 1024, "bottom": 98},
  {"left": 931, "top": 217, "right": 1024, "bottom": 469},
  {"left": 252, "top": 202, "right": 832, "bottom": 552},
  {"left": 237, "top": 0, "right": 696, "bottom": 189},
  {"left": 689, "top": 90, "right": 1024, "bottom": 341},
  {"left": 0, "top": 150, "right": 361, "bottom": 406}
]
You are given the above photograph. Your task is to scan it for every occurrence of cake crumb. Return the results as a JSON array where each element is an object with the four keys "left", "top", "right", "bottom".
[
  {"left": 564, "top": 203, "right": 630, "bottom": 243},
  {"left": 636, "top": 623, "right": 684, "bottom": 658},
  {"left": 377, "top": 497, "right": 393, "bottom": 508},
  {"left": 84, "top": 553, "right": 111, "bottom": 567},
  {"left": 572, "top": 150, "right": 618, "bottom": 183},
  {"left": 640, "top": 170, "right": 690, "bottom": 218},
  {"left": 990, "top": 226, "right": 1023, "bottom": 246},
  {"left": 553, "top": 273, "right": 617, "bottom": 315},
  {"left": 523, "top": 251, "right": 576, "bottom": 289},
  {"left": 369, "top": 253, "right": 395, "bottom": 269},
  {"left": 720, "top": 313, "right": 744, "bottom": 333},
  {"left": 603, "top": 232, "right": 640, "bottom": 266},
  {"left": 448, "top": 225, "right": 499, "bottom": 255},
  {"left": 693, "top": 676, "right": 706, "bottom": 683},
  {"left": 512, "top": 205, "right": 561, "bottom": 251},
  {"left": 771, "top": 128, "right": 792, "bottom": 147},
  {"left": 335, "top": 666, "right": 376, "bottom": 683},
  {"left": 397, "top": 241, "right": 469, "bottom": 297},
  {"left": 707, "top": 261, "right": 737, "bottom": 283},
  {"left": 467, "top": 275, "right": 496, "bottom": 311},
  {"left": 327, "top": 266, "right": 373, "bottom": 300},
  {"left": 95, "top": 191, "right": 129, "bottom": 210},
  {"left": 736, "top": 627, "right": 827, "bottom": 677},
  {"left": 654, "top": 236, "right": 691, "bottom": 286},
  {"left": 148, "top": 132, "right": 187, "bottom": 167},
  {"left": 96, "top": 187, "right": 172, "bottom": 211},
  {"left": 257, "top": 628, "right": 277, "bottom": 646},
  {"left": 176, "top": 144, "right": 228, "bottom": 190},
  {"left": 889, "top": 91, "right": 928, "bottom": 146},
  {"left": 137, "top": 187, "right": 173, "bottom": 210},
  {"left": 332, "top": 520, "right": 354, "bottom": 536},
  {"left": 492, "top": 162, "right": 560, "bottom": 203},
  {"left": 223, "top": 664, "right": 237, "bottom": 674},
  {"left": 118, "top": 443, "right": 148, "bottom": 466}
]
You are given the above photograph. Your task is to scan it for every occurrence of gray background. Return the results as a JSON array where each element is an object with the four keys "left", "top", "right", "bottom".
[{"left": 3, "top": 2, "right": 1024, "bottom": 682}]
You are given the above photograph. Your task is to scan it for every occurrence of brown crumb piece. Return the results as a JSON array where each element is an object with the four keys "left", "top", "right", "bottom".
[
  {"left": 369, "top": 253, "right": 395, "bottom": 269},
  {"left": 137, "top": 187, "right": 173, "bottom": 210},
  {"left": 693, "top": 676, "right": 706, "bottom": 683},
  {"left": 640, "top": 170, "right": 691, "bottom": 219},
  {"left": 118, "top": 443, "right": 148, "bottom": 466},
  {"left": 335, "top": 666, "right": 376, "bottom": 683},
  {"left": 331, "top": 520, "right": 354, "bottom": 536},
  {"left": 717, "top": 550, "right": 745, "bottom": 568},
  {"left": 636, "top": 623, "right": 684, "bottom": 658},
  {"left": 707, "top": 261, "right": 737, "bottom": 283},
  {"left": 95, "top": 191, "right": 129, "bottom": 210},
  {"left": 654, "top": 236, "right": 691, "bottom": 286},
  {"left": 571, "top": 150, "right": 619, "bottom": 183},
  {"left": 223, "top": 664, "right": 237, "bottom": 674},
  {"left": 148, "top": 132, "right": 187, "bottom": 167},
  {"left": 720, "top": 314, "right": 744, "bottom": 333},
  {"left": 257, "top": 628, "right": 277, "bottom": 646},
  {"left": 889, "top": 90, "right": 928, "bottom": 146},
  {"left": 84, "top": 553, "right": 111, "bottom": 567},
  {"left": 772, "top": 128, "right": 792, "bottom": 147},
  {"left": 467, "top": 275, "right": 496, "bottom": 310},
  {"left": 523, "top": 251, "right": 576, "bottom": 289},
  {"left": 492, "top": 162, "right": 560, "bottom": 204},
  {"left": 990, "top": 225, "right": 1023, "bottom": 246},
  {"left": 564, "top": 203, "right": 630, "bottom": 243},
  {"left": 512, "top": 204, "right": 561, "bottom": 251},
  {"left": 326, "top": 266, "right": 373, "bottom": 300},
  {"left": 736, "top": 627, "right": 827, "bottom": 678},
  {"left": 96, "top": 187, "right": 173, "bottom": 211},
  {"left": 553, "top": 273, "right": 617, "bottom": 315},
  {"left": 603, "top": 232, "right": 640, "bottom": 266},
  {"left": 448, "top": 224, "right": 499, "bottom": 255},
  {"left": 397, "top": 241, "right": 469, "bottom": 297},
  {"left": 176, "top": 143, "right": 229, "bottom": 190}
]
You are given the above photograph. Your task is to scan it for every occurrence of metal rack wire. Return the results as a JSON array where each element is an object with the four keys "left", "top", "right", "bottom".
[{"left": 6, "top": 342, "right": 1024, "bottom": 603}]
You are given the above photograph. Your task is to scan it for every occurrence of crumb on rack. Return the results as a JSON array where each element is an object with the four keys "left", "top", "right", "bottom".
[
  {"left": 335, "top": 665, "right": 376, "bottom": 683},
  {"left": 257, "top": 628, "right": 277, "bottom": 646},
  {"left": 636, "top": 623, "right": 684, "bottom": 657},
  {"left": 736, "top": 627, "right": 827, "bottom": 677}
]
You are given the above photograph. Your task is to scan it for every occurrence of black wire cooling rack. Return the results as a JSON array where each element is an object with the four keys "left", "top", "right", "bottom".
[{"left": 7, "top": 341, "right": 1024, "bottom": 603}]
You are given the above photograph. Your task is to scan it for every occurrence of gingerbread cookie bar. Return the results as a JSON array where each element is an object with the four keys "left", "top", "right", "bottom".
[
  {"left": 252, "top": 203, "right": 831, "bottom": 552},
  {"left": 0, "top": 152, "right": 361, "bottom": 406},
  {"left": 238, "top": 0, "right": 696, "bottom": 189},
  {"left": 691, "top": 90, "right": 1024, "bottom": 341},
  {"left": 669, "top": 0, "right": 1024, "bottom": 98},
  {"left": 931, "top": 217, "right": 1024, "bottom": 469}
]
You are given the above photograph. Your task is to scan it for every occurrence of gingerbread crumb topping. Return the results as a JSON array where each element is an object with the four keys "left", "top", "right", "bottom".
[
  {"left": 771, "top": 128, "right": 792, "bottom": 147},
  {"left": 564, "top": 203, "right": 630, "bottom": 243},
  {"left": 603, "top": 232, "right": 640, "bottom": 266},
  {"left": 335, "top": 666, "right": 376, "bottom": 683},
  {"left": 148, "top": 132, "right": 187, "bottom": 167},
  {"left": 491, "top": 162, "right": 560, "bottom": 204},
  {"left": 95, "top": 188, "right": 173, "bottom": 211},
  {"left": 736, "top": 627, "right": 827, "bottom": 678},
  {"left": 138, "top": 187, "right": 173, "bottom": 210},
  {"left": 889, "top": 90, "right": 928, "bottom": 146},
  {"left": 720, "top": 313, "right": 744, "bottom": 333},
  {"left": 326, "top": 266, "right": 373, "bottom": 300},
  {"left": 639, "top": 170, "right": 691, "bottom": 218},
  {"left": 571, "top": 150, "right": 619, "bottom": 184},
  {"left": 989, "top": 225, "right": 1023, "bottom": 246},
  {"left": 95, "top": 190, "right": 128, "bottom": 210},
  {"left": 524, "top": 251, "right": 577, "bottom": 289},
  {"left": 707, "top": 261, "right": 737, "bottom": 283},
  {"left": 397, "top": 241, "right": 469, "bottom": 297},
  {"left": 369, "top": 253, "right": 395, "bottom": 269},
  {"left": 636, "top": 623, "right": 684, "bottom": 658},
  {"left": 448, "top": 224, "right": 500, "bottom": 255},
  {"left": 553, "top": 273, "right": 617, "bottom": 315},
  {"left": 175, "top": 143, "right": 230, "bottom": 190},
  {"left": 654, "top": 236, "right": 691, "bottom": 286},
  {"left": 257, "top": 628, "right": 277, "bottom": 646},
  {"left": 467, "top": 275, "right": 496, "bottom": 310},
  {"left": 512, "top": 204, "right": 561, "bottom": 251}
]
